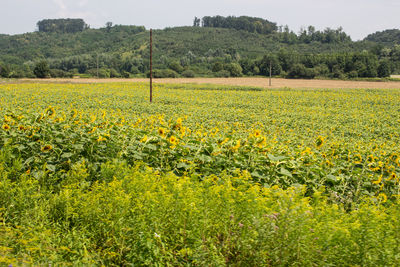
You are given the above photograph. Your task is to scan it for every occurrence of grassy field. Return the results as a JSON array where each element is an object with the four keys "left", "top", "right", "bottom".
[{"left": 1, "top": 82, "right": 400, "bottom": 265}]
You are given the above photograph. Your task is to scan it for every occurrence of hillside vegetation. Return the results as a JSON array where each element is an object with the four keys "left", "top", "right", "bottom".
[{"left": 0, "top": 16, "right": 399, "bottom": 79}]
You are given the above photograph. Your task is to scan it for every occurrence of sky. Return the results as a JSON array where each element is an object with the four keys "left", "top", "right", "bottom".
[{"left": 1, "top": 0, "right": 399, "bottom": 40}]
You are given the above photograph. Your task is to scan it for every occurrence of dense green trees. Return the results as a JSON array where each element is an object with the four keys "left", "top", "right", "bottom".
[
  {"left": 201, "top": 16, "right": 277, "bottom": 34},
  {"left": 33, "top": 61, "right": 50, "bottom": 78},
  {"left": 37, "top": 19, "right": 88, "bottom": 33},
  {"left": 1, "top": 16, "right": 400, "bottom": 79}
]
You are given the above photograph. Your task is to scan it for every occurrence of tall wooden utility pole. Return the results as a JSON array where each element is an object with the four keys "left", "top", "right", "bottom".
[
  {"left": 269, "top": 61, "right": 272, "bottom": 86},
  {"left": 149, "top": 29, "right": 153, "bottom": 103}
]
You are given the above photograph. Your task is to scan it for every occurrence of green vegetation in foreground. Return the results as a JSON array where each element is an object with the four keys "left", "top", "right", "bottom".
[{"left": 1, "top": 82, "right": 400, "bottom": 265}]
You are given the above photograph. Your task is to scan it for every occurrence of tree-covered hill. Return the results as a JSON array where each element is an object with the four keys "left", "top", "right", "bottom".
[
  {"left": 364, "top": 29, "right": 400, "bottom": 45},
  {"left": 0, "top": 16, "right": 399, "bottom": 79}
]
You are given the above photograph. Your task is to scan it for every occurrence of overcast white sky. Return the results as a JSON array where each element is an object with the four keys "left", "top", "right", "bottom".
[{"left": 1, "top": 0, "right": 399, "bottom": 40}]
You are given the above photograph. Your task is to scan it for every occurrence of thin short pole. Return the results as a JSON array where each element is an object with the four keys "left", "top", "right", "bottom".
[
  {"left": 150, "top": 29, "right": 153, "bottom": 103},
  {"left": 96, "top": 54, "right": 99, "bottom": 78},
  {"left": 269, "top": 61, "right": 272, "bottom": 86}
]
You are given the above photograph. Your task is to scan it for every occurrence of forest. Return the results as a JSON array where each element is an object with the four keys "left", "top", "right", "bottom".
[{"left": 0, "top": 16, "right": 400, "bottom": 79}]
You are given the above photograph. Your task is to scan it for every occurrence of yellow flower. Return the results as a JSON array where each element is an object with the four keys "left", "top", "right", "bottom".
[
  {"left": 378, "top": 193, "right": 387, "bottom": 203},
  {"left": 88, "top": 127, "right": 97, "bottom": 134},
  {"left": 41, "top": 145, "right": 53, "bottom": 152},
  {"left": 253, "top": 129, "right": 262, "bottom": 138},
  {"left": 97, "top": 136, "right": 106, "bottom": 142},
  {"left": 372, "top": 175, "right": 382, "bottom": 185},
  {"left": 2, "top": 124, "right": 10, "bottom": 131},
  {"left": 177, "top": 117, "right": 183, "bottom": 125},
  {"left": 231, "top": 140, "right": 241, "bottom": 151},
  {"left": 169, "top": 135, "right": 178, "bottom": 145},
  {"left": 140, "top": 135, "right": 148, "bottom": 143},
  {"left": 315, "top": 136, "right": 324, "bottom": 148},
  {"left": 387, "top": 172, "right": 397, "bottom": 181},
  {"left": 45, "top": 106, "right": 56, "bottom": 117},
  {"left": 18, "top": 125, "right": 25, "bottom": 131},
  {"left": 158, "top": 127, "right": 167, "bottom": 137},
  {"left": 219, "top": 137, "right": 229, "bottom": 146}
]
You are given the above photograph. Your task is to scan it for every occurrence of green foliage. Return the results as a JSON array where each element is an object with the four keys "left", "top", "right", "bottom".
[
  {"left": 201, "top": 15, "right": 277, "bottom": 34},
  {"left": 49, "top": 69, "right": 73, "bottom": 78},
  {"left": 1, "top": 162, "right": 400, "bottom": 266},
  {"left": 0, "top": 63, "right": 10, "bottom": 78},
  {"left": 37, "top": 18, "right": 88, "bottom": 33},
  {"left": 224, "top": 62, "right": 243, "bottom": 77},
  {"left": 286, "top": 63, "right": 317, "bottom": 79},
  {"left": 33, "top": 61, "right": 50, "bottom": 78},
  {"left": 378, "top": 59, "right": 391, "bottom": 77},
  {"left": 150, "top": 69, "right": 179, "bottom": 78},
  {"left": 168, "top": 61, "right": 184, "bottom": 73},
  {"left": 181, "top": 69, "right": 195, "bottom": 78},
  {"left": 1, "top": 82, "right": 400, "bottom": 265}
]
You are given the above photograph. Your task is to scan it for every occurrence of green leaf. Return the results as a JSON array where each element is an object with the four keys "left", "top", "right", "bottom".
[
  {"left": 46, "top": 164, "right": 56, "bottom": 172},
  {"left": 268, "top": 154, "right": 286, "bottom": 162},
  {"left": 280, "top": 167, "right": 293, "bottom": 178}
]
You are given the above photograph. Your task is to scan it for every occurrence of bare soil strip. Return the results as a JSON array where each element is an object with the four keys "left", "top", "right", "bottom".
[{"left": 15, "top": 77, "right": 400, "bottom": 89}]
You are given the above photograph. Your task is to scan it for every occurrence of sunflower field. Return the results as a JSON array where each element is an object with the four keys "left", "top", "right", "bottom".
[{"left": 1, "top": 82, "right": 400, "bottom": 265}]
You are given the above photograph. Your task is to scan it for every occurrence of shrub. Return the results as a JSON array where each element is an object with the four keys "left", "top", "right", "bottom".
[
  {"left": 181, "top": 69, "right": 196, "bottom": 78},
  {"left": 49, "top": 69, "right": 73, "bottom": 78},
  {"left": 149, "top": 69, "right": 179, "bottom": 78},
  {"left": 33, "top": 61, "right": 50, "bottom": 78},
  {"left": 214, "top": 70, "right": 230, "bottom": 77},
  {"left": 286, "top": 63, "right": 316, "bottom": 79}
]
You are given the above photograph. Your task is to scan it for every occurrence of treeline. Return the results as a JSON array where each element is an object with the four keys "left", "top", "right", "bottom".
[
  {"left": 2, "top": 46, "right": 398, "bottom": 79},
  {"left": 276, "top": 26, "right": 351, "bottom": 44},
  {"left": 365, "top": 29, "right": 400, "bottom": 44},
  {"left": 37, "top": 19, "right": 89, "bottom": 33},
  {"left": 197, "top": 16, "right": 277, "bottom": 34},
  {"left": 195, "top": 16, "right": 351, "bottom": 44},
  {"left": 239, "top": 50, "right": 391, "bottom": 79}
]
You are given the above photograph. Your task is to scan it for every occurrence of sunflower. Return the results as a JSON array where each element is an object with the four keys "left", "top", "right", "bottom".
[
  {"left": 169, "top": 135, "right": 178, "bottom": 145},
  {"left": 18, "top": 125, "right": 25, "bottom": 131},
  {"left": 97, "top": 136, "right": 106, "bottom": 142},
  {"left": 315, "top": 136, "right": 324, "bottom": 148},
  {"left": 88, "top": 127, "right": 97, "bottom": 134},
  {"left": 140, "top": 135, "right": 148, "bottom": 143},
  {"left": 41, "top": 145, "right": 53, "bottom": 152},
  {"left": 2, "top": 124, "right": 10, "bottom": 131},
  {"left": 253, "top": 129, "right": 262, "bottom": 138},
  {"left": 372, "top": 175, "right": 382, "bottom": 185},
  {"left": 231, "top": 140, "right": 241, "bottom": 151},
  {"left": 45, "top": 106, "right": 56, "bottom": 117},
  {"left": 158, "top": 127, "right": 167, "bottom": 137},
  {"left": 378, "top": 193, "right": 387, "bottom": 203}
]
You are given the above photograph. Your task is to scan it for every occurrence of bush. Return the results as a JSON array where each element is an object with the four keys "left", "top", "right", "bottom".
[
  {"left": 214, "top": 70, "right": 230, "bottom": 77},
  {"left": 86, "top": 68, "right": 110, "bottom": 78},
  {"left": 225, "top": 63, "right": 243, "bottom": 77},
  {"left": 168, "top": 61, "right": 184, "bottom": 73},
  {"left": 148, "top": 69, "right": 179, "bottom": 78},
  {"left": 49, "top": 69, "right": 73, "bottom": 78},
  {"left": 121, "top": 71, "right": 130, "bottom": 78},
  {"left": 347, "top": 70, "right": 358, "bottom": 79},
  {"left": 33, "top": 61, "right": 50, "bottom": 78},
  {"left": 181, "top": 69, "right": 196, "bottom": 78},
  {"left": 109, "top": 68, "right": 121, "bottom": 78},
  {"left": 212, "top": 62, "right": 224, "bottom": 72},
  {"left": 286, "top": 64, "right": 316, "bottom": 79},
  {"left": 378, "top": 60, "right": 391, "bottom": 78},
  {"left": 0, "top": 64, "right": 10, "bottom": 78}
]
